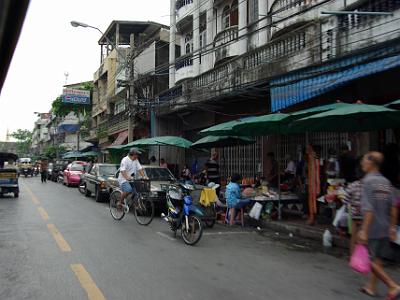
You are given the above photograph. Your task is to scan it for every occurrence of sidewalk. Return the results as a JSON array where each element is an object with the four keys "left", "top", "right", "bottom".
[{"left": 259, "top": 219, "right": 350, "bottom": 249}]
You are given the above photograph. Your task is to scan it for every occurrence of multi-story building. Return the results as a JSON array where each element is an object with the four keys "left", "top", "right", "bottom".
[
  {"left": 89, "top": 21, "right": 177, "bottom": 158},
  {"left": 31, "top": 113, "right": 50, "bottom": 155},
  {"left": 159, "top": 0, "right": 400, "bottom": 177}
]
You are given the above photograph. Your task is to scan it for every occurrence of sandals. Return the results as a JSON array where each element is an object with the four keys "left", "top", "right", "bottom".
[
  {"left": 360, "top": 287, "right": 376, "bottom": 297},
  {"left": 386, "top": 288, "right": 400, "bottom": 300}
]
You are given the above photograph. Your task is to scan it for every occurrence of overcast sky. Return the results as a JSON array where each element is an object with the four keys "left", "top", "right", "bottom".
[{"left": 0, "top": 0, "right": 169, "bottom": 141}]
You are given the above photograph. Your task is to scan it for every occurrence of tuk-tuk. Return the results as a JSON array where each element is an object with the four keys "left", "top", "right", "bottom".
[
  {"left": 18, "top": 157, "right": 33, "bottom": 177},
  {"left": 0, "top": 152, "right": 19, "bottom": 198}
]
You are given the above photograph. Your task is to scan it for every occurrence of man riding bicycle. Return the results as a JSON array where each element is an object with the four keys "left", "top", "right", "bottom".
[{"left": 118, "top": 148, "right": 147, "bottom": 207}]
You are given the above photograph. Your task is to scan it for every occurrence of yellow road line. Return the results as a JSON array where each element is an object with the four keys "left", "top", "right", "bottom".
[
  {"left": 47, "top": 224, "right": 72, "bottom": 252},
  {"left": 24, "top": 185, "right": 41, "bottom": 205},
  {"left": 71, "top": 264, "right": 107, "bottom": 300},
  {"left": 37, "top": 207, "right": 49, "bottom": 220}
]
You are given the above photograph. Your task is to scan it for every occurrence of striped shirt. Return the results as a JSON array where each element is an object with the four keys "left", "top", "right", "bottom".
[
  {"left": 343, "top": 180, "right": 362, "bottom": 220},
  {"left": 205, "top": 158, "right": 220, "bottom": 183}
]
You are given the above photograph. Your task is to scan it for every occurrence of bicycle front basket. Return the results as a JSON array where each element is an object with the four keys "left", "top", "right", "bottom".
[{"left": 132, "top": 179, "right": 151, "bottom": 193}]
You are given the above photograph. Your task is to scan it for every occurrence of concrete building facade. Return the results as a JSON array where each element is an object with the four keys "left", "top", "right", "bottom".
[{"left": 158, "top": 0, "right": 400, "bottom": 177}]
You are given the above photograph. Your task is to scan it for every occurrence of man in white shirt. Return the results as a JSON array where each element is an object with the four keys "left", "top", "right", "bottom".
[{"left": 118, "top": 148, "right": 147, "bottom": 205}]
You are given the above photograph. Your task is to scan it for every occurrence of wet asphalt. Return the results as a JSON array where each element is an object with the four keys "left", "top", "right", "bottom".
[{"left": 0, "top": 177, "right": 398, "bottom": 300}]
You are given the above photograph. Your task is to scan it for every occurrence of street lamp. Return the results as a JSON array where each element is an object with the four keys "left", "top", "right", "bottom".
[{"left": 70, "top": 20, "right": 104, "bottom": 36}]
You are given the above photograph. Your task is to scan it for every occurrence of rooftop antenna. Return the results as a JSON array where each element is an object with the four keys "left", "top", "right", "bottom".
[{"left": 64, "top": 72, "right": 69, "bottom": 85}]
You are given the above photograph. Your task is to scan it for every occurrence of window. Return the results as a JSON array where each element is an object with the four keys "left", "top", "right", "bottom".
[
  {"left": 114, "top": 100, "right": 126, "bottom": 115},
  {"left": 90, "top": 165, "right": 97, "bottom": 175},
  {"left": 222, "top": 5, "right": 231, "bottom": 29},
  {"left": 184, "top": 33, "right": 193, "bottom": 54},
  {"left": 248, "top": 0, "right": 259, "bottom": 24}
]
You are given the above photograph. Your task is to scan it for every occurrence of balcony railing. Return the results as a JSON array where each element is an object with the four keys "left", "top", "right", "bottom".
[
  {"left": 214, "top": 26, "right": 238, "bottom": 47},
  {"left": 176, "top": 0, "right": 193, "bottom": 10},
  {"left": 175, "top": 54, "right": 193, "bottom": 71},
  {"left": 243, "top": 30, "right": 306, "bottom": 70},
  {"left": 108, "top": 112, "right": 129, "bottom": 135},
  {"left": 158, "top": 85, "right": 183, "bottom": 102}
]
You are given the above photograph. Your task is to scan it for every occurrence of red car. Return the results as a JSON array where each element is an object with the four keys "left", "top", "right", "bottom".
[{"left": 63, "top": 161, "right": 88, "bottom": 187}]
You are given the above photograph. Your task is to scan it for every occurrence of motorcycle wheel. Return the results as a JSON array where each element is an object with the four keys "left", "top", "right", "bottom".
[
  {"left": 78, "top": 183, "right": 86, "bottom": 195},
  {"left": 181, "top": 215, "right": 203, "bottom": 246}
]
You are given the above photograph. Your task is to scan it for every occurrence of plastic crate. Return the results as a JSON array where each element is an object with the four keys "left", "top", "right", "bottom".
[{"left": 131, "top": 179, "right": 151, "bottom": 193}]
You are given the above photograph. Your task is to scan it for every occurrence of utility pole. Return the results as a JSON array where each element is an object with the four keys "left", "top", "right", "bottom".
[{"left": 127, "top": 34, "right": 136, "bottom": 143}]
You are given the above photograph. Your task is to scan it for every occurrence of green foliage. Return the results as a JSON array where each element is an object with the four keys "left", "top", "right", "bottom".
[
  {"left": 10, "top": 129, "right": 32, "bottom": 142},
  {"left": 10, "top": 129, "right": 32, "bottom": 156},
  {"left": 51, "top": 82, "right": 94, "bottom": 118},
  {"left": 42, "top": 145, "right": 67, "bottom": 159}
]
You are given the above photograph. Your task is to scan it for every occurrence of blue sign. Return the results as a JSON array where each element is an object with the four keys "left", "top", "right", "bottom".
[{"left": 62, "top": 88, "right": 91, "bottom": 105}]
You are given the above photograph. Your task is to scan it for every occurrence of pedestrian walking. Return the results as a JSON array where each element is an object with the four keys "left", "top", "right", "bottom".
[
  {"left": 40, "top": 159, "right": 48, "bottom": 183},
  {"left": 358, "top": 151, "right": 400, "bottom": 299}
]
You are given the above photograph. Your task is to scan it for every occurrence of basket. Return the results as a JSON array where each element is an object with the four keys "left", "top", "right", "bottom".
[{"left": 131, "top": 179, "right": 151, "bottom": 193}]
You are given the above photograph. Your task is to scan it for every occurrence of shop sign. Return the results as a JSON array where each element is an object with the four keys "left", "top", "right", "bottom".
[{"left": 62, "top": 88, "right": 91, "bottom": 105}]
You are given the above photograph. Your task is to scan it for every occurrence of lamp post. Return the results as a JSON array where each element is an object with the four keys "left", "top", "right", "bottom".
[{"left": 70, "top": 20, "right": 136, "bottom": 143}]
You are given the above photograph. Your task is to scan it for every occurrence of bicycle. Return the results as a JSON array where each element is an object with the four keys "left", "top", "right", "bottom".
[{"left": 109, "top": 179, "right": 154, "bottom": 226}]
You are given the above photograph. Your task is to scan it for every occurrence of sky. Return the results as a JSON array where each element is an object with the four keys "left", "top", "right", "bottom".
[{"left": 0, "top": 0, "right": 170, "bottom": 141}]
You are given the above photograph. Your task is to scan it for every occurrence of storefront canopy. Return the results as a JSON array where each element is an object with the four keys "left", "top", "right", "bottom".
[
  {"left": 271, "top": 46, "right": 400, "bottom": 112},
  {"left": 111, "top": 130, "right": 128, "bottom": 146},
  {"left": 124, "top": 136, "right": 192, "bottom": 149}
]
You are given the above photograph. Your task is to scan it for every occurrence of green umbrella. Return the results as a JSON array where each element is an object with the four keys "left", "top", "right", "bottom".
[
  {"left": 191, "top": 135, "right": 255, "bottom": 149},
  {"left": 62, "top": 151, "right": 84, "bottom": 159},
  {"left": 199, "top": 117, "right": 257, "bottom": 136},
  {"left": 124, "top": 136, "right": 192, "bottom": 149},
  {"left": 232, "top": 113, "right": 291, "bottom": 136},
  {"left": 292, "top": 103, "right": 400, "bottom": 132},
  {"left": 385, "top": 99, "right": 400, "bottom": 109},
  {"left": 288, "top": 102, "right": 352, "bottom": 118},
  {"left": 106, "top": 145, "right": 127, "bottom": 151},
  {"left": 80, "top": 151, "right": 100, "bottom": 157}
]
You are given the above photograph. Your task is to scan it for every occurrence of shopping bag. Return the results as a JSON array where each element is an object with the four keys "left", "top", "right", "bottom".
[
  {"left": 349, "top": 244, "right": 371, "bottom": 274},
  {"left": 332, "top": 205, "right": 346, "bottom": 227},
  {"left": 249, "top": 202, "right": 263, "bottom": 220}
]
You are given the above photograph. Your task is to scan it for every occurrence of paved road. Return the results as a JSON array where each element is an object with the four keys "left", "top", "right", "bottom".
[{"left": 0, "top": 178, "right": 398, "bottom": 300}]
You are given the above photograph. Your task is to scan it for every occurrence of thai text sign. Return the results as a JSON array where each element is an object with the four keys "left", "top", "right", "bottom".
[{"left": 62, "top": 88, "right": 91, "bottom": 105}]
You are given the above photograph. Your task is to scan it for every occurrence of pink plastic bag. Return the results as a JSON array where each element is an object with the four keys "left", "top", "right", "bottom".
[{"left": 349, "top": 244, "right": 371, "bottom": 274}]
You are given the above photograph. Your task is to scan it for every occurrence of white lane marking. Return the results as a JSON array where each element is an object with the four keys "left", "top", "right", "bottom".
[
  {"left": 156, "top": 231, "right": 176, "bottom": 241},
  {"left": 203, "top": 231, "right": 255, "bottom": 236}
]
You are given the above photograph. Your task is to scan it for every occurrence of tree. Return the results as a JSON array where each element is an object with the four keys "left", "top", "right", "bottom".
[
  {"left": 42, "top": 145, "right": 67, "bottom": 159},
  {"left": 10, "top": 129, "right": 32, "bottom": 156}
]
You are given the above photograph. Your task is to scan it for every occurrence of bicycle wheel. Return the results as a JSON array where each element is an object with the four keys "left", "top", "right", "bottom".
[
  {"left": 133, "top": 194, "right": 154, "bottom": 226},
  {"left": 109, "top": 190, "right": 125, "bottom": 221},
  {"left": 181, "top": 215, "right": 203, "bottom": 246}
]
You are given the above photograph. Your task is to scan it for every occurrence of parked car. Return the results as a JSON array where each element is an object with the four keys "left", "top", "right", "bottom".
[
  {"left": 107, "top": 165, "right": 176, "bottom": 207},
  {"left": 63, "top": 161, "right": 88, "bottom": 187},
  {"left": 82, "top": 163, "right": 119, "bottom": 202}
]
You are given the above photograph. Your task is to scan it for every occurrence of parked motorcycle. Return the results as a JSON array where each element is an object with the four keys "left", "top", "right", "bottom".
[
  {"left": 57, "top": 171, "right": 64, "bottom": 184},
  {"left": 161, "top": 183, "right": 204, "bottom": 246},
  {"left": 78, "top": 174, "right": 86, "bottom": 195}
]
